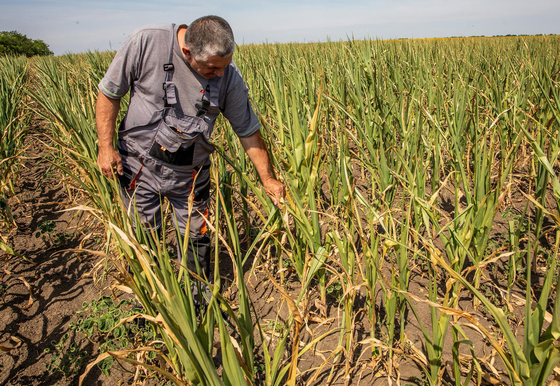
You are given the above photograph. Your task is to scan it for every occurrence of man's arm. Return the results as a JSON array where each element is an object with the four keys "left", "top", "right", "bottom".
[
  {"left": 96, "top": 91, "right": 123, "bottom": 179},
  {"left": 239, "top": 130, "right": 285, "bottom": 207}
]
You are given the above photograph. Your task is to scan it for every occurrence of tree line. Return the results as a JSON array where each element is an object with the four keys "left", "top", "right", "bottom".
[{"left": 0, "top": 31, "right": 53, "bottom": 57}]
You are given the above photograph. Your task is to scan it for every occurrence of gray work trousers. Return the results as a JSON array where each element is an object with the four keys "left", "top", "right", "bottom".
[{"left": 118, "top": 150, "right": 212, "bottom": 278}]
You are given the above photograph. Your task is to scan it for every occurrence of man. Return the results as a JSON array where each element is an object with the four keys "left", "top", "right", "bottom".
[{"left": 96, "top": 16, "right": 284, "bottom": 278}]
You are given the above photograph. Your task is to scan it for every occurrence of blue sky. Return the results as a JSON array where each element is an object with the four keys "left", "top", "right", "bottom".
[{"left": 0, "top": 0, "right": 559, "bottom": 55}]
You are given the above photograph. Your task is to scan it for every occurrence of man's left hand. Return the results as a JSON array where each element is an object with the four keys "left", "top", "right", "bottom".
[{"left": 263, "top": 177, "right": 285, "bottom": 208}]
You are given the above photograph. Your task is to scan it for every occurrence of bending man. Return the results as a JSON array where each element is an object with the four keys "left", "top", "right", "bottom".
[{"left": 96, "top": 15, "right": 285, "bottom": 278}]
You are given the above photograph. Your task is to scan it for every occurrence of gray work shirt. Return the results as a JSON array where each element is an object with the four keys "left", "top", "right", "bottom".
[{"left": 98, "top": 23, "right": 261, "bottom": 154}]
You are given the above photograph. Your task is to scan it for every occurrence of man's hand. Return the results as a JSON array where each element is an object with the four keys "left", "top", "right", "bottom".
[
  {"left": 263, "top": 177, "right": 286, "bottom": 208},
  {"left": 97, "top": 147, "right": 123, "bottom": 179},
  {"left": 239, "top": 131, "right": 286, "bottom": 208}
]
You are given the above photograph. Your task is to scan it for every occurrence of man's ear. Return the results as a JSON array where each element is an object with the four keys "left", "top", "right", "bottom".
[{"left": 182, "top": 47, "right": 192, "bottom": 60}]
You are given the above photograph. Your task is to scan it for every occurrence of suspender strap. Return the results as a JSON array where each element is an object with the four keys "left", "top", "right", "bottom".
[{"left": 163, "top": 23, "right": 177, "bottom": 106}]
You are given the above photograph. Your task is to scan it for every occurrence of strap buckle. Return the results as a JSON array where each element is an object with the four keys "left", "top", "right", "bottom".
[{"left": 163, "top": 63, "right": 174, "bottom": 72}]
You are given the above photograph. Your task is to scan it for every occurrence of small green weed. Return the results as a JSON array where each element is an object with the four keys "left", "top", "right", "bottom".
[
  {"left": 326, "top": 280, "right": 343, "bottom": 303},
  {"left": 35, "top": 220, "right": 72, "bottom": 246},
  {"left": 406, "top": 374, "right": 429, "bottom": 385},
  {"left": 267, "top": 320, "right": 283, "bottom": 332},
  {"left": 44, "top": 332, "right": 88, "bottom": 378},
  {"left": 44, "top": 295, "right": 157, "bottom": 379},
  {"left": 502, "top": 207, "right": 530, "bottom": 233},
  {"left": 480, "top": 284, "right": 502, "bottom": 308},
  {"left": 502, "top": 206, "right": 517, "bottom": 219},
  {"left": 35, "top": 220, "right": 55, "bottom": 238},
  {"left": 503, "top": 260, "right": 526, "bottom": 282}
]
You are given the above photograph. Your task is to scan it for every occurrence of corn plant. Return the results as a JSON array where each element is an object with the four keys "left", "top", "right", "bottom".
[
  {"left": 0, "top": 55, "right": 29, "bottom": 228},
  {"left": 0, "top": 55, "right": 30, "bottom": 261}
]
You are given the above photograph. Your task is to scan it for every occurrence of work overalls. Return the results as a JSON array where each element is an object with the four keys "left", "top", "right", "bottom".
[{"left": 117, "top": 24, "right": 217, "bottom": 278}]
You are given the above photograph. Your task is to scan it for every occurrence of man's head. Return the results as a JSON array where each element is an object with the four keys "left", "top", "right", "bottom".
[{"left": 183, "top": 15, "right": 234, "bottom": 79}]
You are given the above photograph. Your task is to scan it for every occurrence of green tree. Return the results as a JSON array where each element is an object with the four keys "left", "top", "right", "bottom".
[{"left": 0, "top": 30, "right": 53, "bottom": 57}]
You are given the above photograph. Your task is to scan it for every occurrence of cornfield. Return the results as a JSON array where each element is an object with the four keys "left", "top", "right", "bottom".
[{"left": 2, "top": 34, "right": 560, "bottom": 385}]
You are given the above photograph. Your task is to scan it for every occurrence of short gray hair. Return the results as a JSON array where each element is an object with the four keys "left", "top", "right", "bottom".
[{"left": 184, "top": 15, "right": 235, "bottom": 61}]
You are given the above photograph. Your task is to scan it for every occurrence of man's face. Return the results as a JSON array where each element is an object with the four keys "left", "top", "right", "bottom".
[{"left": 183, "top": 48, "right": 232, "bottom": 79}]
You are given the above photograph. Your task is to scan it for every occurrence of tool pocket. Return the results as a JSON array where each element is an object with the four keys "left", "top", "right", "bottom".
[
  {"left": 149, "top": 120, "right": 196, "bottom": 165},
  {"left": 148, "top": 110, "right": 204, "bottom": 166}
]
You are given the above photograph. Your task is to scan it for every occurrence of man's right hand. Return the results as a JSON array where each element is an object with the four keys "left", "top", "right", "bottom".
[
  {"left": 96, "top": 91, "right": 123, "bottom": 179},
  {"left": 97, "top": 147, "right": 123, "bottom": 179}
]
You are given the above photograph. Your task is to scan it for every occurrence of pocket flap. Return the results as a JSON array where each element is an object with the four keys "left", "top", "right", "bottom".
[
  {"left": 153, "top": 120, "right": 195, "bottom": 153},
  {"left": 165, "top": 109, "right": 205, "bottom": 137}
]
